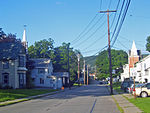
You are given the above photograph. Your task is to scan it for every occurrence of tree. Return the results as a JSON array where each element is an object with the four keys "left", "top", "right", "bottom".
[
  {"left": 146, "top": 36, "right": 150, "bottom": 52},
  {"left": 53, "top": 43, "right": 83, "bottom": 81},
  {"left": 28, "top": 38, "right": 55, "bottom": 59},
  {"left": 96, "top": 49, "right": 128, "bottom": 80}
]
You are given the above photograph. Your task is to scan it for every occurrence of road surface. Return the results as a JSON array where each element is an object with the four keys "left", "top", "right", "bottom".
[{"left": 0, "top": 83, "right": 120, "bottom": 113}]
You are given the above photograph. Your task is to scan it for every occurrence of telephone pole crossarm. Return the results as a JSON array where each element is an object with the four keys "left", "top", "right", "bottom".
[{"left": 99, "top": 10, "right": 116, "bottom": 13}]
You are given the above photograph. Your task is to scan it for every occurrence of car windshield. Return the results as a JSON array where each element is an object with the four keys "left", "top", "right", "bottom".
[{"left": 135, "top": 84, "right": 144, "bottom": 88}]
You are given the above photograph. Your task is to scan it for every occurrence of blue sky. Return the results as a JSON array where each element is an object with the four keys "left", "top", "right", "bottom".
[{"left": 0, "top": 0, "right": 150, "bottom": 56}]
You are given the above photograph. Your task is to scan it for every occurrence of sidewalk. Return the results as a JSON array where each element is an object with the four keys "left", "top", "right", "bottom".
[
  {"left": 0, "top": 86, "right": 77, "bottom": 107},
  {"left": 112, "top": 89, "right": 143, "bottom": 113}
]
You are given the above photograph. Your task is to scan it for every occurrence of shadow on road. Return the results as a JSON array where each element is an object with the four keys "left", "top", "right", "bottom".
[{"left": 38, "top": 84, "right": 111, "bottom": 101}]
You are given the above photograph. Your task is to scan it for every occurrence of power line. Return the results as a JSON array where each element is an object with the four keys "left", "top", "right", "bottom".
[
  {"left": 81, "top": 32, "right": 107, "bottom": 51},
  {"left": 116, "top": 39, "right": 129, "bottom": 50},
  {"left": 110, "top": 0, "right": 126, "bottom": 43},
  {"left": 111, "top": 0, "right": 131, "bottom": 47},
  {"left": 84, "top": 45, "right": 108, "bottom": 62},
  {"left": 110, "top": 0, "right": 121, "bottom": 29},
  {"left": 71, "top": 0, "right": 104, "bottom": 45},
  {"left": 73, "top": 18, "right": 106, "bottom": 47},
  {"left": 71, "top": 13, "right": 99, "bottom": 44},
  {"left": 73, "top": 0, "right": 120, "bottom": 53}
]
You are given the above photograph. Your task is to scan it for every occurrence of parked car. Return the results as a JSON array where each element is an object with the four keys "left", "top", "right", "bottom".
[
  {"left": 127, "top": 83, "right": 144, "bottom": 94},
  {"left": 133, "top": 83, "right": 150, "bottom": 97},
  {"left": 99, "top": 81, "right": 104, "bottom": 84},
  {"left": 121, "top": 81, "right": 134, "bottom": 92}
]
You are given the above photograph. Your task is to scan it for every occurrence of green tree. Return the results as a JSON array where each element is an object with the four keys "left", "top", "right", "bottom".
[
  {"left": 96, "top": 49, "right": 128, "bottom": 80},
  {"left": 53, "top": 43, "right": 83, "bottom": 81},
  {"left": 28, "top": 38, "right": 55, "bottom": 59},
  {"left": 146, "top": 36, "right": 150, "bottom": 52}
]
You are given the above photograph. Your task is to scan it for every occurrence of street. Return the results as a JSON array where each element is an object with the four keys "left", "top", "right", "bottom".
[{"left": 0, "top": 83, "right": 120, "bottom": 113}]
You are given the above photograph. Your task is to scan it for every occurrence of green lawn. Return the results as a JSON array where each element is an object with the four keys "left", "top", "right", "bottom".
[
  {"left": 127, "top": 97, "right": 150, "bottom": 113},
  {"left": 113, "top": 82, "right": 124, "bottom": 93},
  {"left": 0, "top": 89, "right": 57, "bottom": 102}
]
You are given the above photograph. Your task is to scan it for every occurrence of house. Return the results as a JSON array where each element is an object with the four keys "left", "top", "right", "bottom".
[
  {"left": 53, "top": 72, "right": 69, "bottom": 87},
  {"left": 130, "top": 55, "right": 150, "bottom": 83},
  {"left": 121, "top": 41, "right": 141, "bottom": 81},
  {"left": 0, "top": 31, "right": 27, "bottom": 89},
  {"left": 30, "top": 58, "right": 55, "bottom": 88}
]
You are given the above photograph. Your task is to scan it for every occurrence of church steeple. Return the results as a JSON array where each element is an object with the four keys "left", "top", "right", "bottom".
[
  {"left": 129, "top": 40, "right": 139, "bottom": 68},
  {"left": 131, "top": 41, "right": 138, "bottom": 56},
  {"left": 22, "top": 28, "right": 26, "bottom": 42},
  {"left": 22, "top": 25, "right": 28, "bottom": 52}
]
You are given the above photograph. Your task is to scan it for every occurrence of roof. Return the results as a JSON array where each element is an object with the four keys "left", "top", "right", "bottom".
[
  {"left": 0, "top": 41, "right": 25, "bottom": 60},
  {"left": 53, "top": 72, "right": 69, "bottom": 77},
  {"left": 30, "top": 58, "right": 51, "bottom": 68},
  {"left": 131, "top": 41, "right": 138, "bottom": 56}
]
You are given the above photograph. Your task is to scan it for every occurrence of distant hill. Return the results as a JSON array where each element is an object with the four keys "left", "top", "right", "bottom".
[
  {"left": 84, "top": 54, "right": 150, "bottom": 68},
  {"left": 84, "top": 55, "right": 97, "bottom": 67}
]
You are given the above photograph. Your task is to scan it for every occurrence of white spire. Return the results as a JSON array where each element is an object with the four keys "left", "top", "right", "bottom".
[
  {"left": 131, "top": 41, "right": 138, "bottom": 56},
  {"left": 22, "top": 28, "right": 26, "bottom": 42}
]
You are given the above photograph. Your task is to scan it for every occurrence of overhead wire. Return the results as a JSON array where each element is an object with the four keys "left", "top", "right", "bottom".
[
  {"left": 71, "top": 0, "right": 103, "bottom": 46},
  {"left": 110, "top": 0, "right": 125, "bottom": 43},
  {"left": 71, "top": 13, "right": 99, "bottom": 44},
  {"left": 81, "top": 32, "right": 107, "bottom": 51},
  {"left": 116, "top": 39, "right": 129, "bottom": 50},
  {"left": 73, "top": 18, "right": 106, "bottom": 47},
  {"left": 111, "top": 0, "right": 131, "bottom": 47},
  {"left": 84, "top": 45, "right": 108, "bottom": 63},
  {"left": 81, "top": 0, "right": 121, "bottom": 52}
]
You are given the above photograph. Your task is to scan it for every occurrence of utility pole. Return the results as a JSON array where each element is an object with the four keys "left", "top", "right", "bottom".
[
  {"left": 77, "top": 54, "right": 80, "bottom": 86},
  {"left": 87, "top": 64, "right": 89, "bottom": 85},
  {"left": 67, "top": 43, "right": 71, "bottom": 89},
  {"left": 95, "top": 65, "right": 96, "bottom": 80},
  {"left": 84, "top": 60, "right": 86, "bottom": 85},
  {"left": 99, "top": 9, "right": 116, "bottom": 95}
]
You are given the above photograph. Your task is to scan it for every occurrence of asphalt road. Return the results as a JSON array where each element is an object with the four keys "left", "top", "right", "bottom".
[{"left": 0, "top": 83, "right": 120, "bottom": 113}]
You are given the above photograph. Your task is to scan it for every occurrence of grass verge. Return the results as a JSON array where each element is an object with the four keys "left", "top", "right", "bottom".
[
  {"left": 113, "top": 82, "right": 124, "bottom": 93},
  {"left": 123, "top": 95, "right": 149, "bottom": 113},
  {"left": 112, "top": 95, "right": 124, "bottom": 113},
  {"left": 0, "top": 89, "right": 57, "bottom": 102}
]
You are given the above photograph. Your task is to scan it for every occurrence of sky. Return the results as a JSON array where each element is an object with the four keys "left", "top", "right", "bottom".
[{"left": 0, "top": 0, "right": 150, "bottom": 57}]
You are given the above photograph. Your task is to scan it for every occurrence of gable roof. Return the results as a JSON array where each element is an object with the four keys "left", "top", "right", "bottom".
[
  {"left": 30, "top": 58, "right": 51, "bottom": 68},
  {"left": 0, "top": 41, "right": 25, "bottom": 60}
]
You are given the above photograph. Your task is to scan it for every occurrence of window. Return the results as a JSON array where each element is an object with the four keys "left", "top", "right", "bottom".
[
  {"left": 19, "top": 56, "right": 25, "bottom": 67},
  {"left": 3, "top": 61, "right": 9, "bottom": 69},
  {"left": 19, "top": 73, "right": 25, "bottom": 88},
  {"left": 3, "top": 73, "right": 9, "bottom": 84},
  {"left": 40, "top": 78, "right": 44, "bottom": 84},
  {"left": 146, "top": 83, "right": 150, "bottom": 89},
  {"left": 38, "top": 68, "right": 45, "bottom": 74}
]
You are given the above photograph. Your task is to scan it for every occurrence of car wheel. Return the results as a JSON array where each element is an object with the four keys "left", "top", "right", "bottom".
[{"left": 141, "top": 92, "right": 148, "bottom": 98}]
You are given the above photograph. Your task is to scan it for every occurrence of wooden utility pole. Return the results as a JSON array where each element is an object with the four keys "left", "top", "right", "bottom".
[
  {"left": 87, "top": 65, "right": 89, "bottom": 85},
  {"left": 99, "top": 9, "right": 116, "bottom": 95},
  {"left": 67, "top": 43, "right": 71, "bottom": 89},
  {"left": 84, "top": 60, "right": 86, "bottom": 85},
  {"left": 95, "top": 65, "right": 96, "bottom": 80},
  {"left": 77, "top": 54, "right": 80, "bottom": 86}
]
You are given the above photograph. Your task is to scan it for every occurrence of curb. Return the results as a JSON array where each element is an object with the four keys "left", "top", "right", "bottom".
[{"left": 0, "top": 86, "right": 77, "bottom": 107}]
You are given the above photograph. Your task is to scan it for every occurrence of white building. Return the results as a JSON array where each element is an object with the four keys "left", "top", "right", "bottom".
[
  {"left": 131, "top": 55, "right": 150, "bottom": 83},
  {"left": 30, "top": 58, "right": 60, "bottom": 88},
  {"left": 120, "top": 64, "right": 129, "bottom": 81},
  {"left": 121, "top": 41, "right": 140, "bottom": 81}
]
